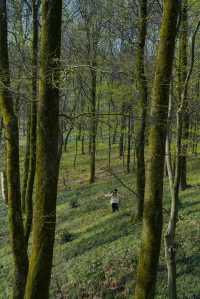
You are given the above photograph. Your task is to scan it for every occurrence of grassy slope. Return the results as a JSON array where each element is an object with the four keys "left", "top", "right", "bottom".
[{"left": 0, "top": 143, "right": 200, "bottom": 299}]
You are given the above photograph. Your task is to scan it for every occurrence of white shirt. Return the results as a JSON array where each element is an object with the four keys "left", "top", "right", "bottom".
[
  {"left": 105, "top": 192, "right": 120, "bottom": 204},
  {"left": 110, "top": 195, "right": 120, "bottom": 204}
]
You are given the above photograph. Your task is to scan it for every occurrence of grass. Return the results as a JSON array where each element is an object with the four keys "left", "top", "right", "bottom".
[{"left": 0, "top": 141, "right": 200, "bottom": 298}]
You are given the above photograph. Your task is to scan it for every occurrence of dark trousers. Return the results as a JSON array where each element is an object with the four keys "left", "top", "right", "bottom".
[{"left": 112, "top": 203, "right": 119, "bottom": 212}]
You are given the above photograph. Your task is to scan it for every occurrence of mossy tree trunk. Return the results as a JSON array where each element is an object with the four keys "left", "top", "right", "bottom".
[
  {"left": 165, "top": 93, "right": 180, "bottom": 299},
  {"left": 179, "top": 0, "right": 189, "bottom": 190},
  {"left": 24, "top": 0, "right": 62, "bottom": 298},
  {"left": 21, "top": 121, "right": 30, "bottom": 213},
  {"left": 0, "top": 1, "right": 28, "bottom": 298},
  {"left": 134, "top": 1, "right": 180, "bottom": 299},
  {"left": 24, "top": 0, "right": 40, "bottom": 246},
  {"left": 165, "top": 11, "right": 200, "bottom": 299},
  {"left": 135, "top": 0, "right": 148, "bottom": 220}
]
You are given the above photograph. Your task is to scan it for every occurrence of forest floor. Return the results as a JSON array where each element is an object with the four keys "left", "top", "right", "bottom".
[{"left": 0, "top": 143, "right": 200, "bottom": 299}]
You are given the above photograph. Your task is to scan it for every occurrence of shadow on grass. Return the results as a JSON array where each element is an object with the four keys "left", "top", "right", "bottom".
[{"left": 62, "top": 214, "right": 135, "bottom": 260}]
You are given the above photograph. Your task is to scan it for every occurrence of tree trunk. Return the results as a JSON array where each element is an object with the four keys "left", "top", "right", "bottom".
[
  {"left": 112, "top": 118, "right": 118, "bottom": 144},
  {"left": 165, "top": 6, "right": 200, "bottom": 298},
  {"left": 24, "top": 1, "right": 62, "bottom": 298},
  {"left": 179, "top": 0, "right": 189, "bottom": 191},
  {"left": 89, "top": 63, "right": 97, "bottom": 183},
  {"left": 127, "top": 110, "right": 132, "bottom": 173},
  {"left": 108, "top": 102, "right": 112, "bottom": 169},
  {"left": 165, "top": 94, "right": 179, "bottom": 299},
  {"left": 0, "top": 1, "right": 28, "bottom": 298},
  {"left": 119, "top": 102, "right": 126, "bottom": 158},
  {"left": 24, "top": 0, "right": 39, "bottom": 246},
  {"left": 135, "top": 0, "right": 148, "bottom": 220},
  {"left": 64, "top": 125, "right": 73, "bottom": 152},
  {"left": 0, "top": 171, "right": 8, "bottom": 204},
  {"left": 134, "top": 1, "right": 179, "bottom": 298},
  {"left": 21, "top": 120, "right": 30, "bottom": 213},
  {"left": 81, "top": 131, "right": 85, "bottom": 154}
]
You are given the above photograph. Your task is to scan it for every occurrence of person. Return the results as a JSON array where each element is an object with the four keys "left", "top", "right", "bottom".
[{"left": 105, "top": 189, "right": 120, "bottom": 212}]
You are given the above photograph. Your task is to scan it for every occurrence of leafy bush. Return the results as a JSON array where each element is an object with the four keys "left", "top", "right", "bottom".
[
  {"left": 58, "top": 230, "right": 75, "bottom": 244},
  {"left": 69, "top": 197, "right": 79, "bottom": 208}
]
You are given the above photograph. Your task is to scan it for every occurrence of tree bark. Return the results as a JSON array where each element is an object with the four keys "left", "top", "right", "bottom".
[
  {"left": 134, "top": 1, "right": 180, "bottom": 298},
  {"left": 24, "top": 0, "right": 62, "bottom": 298},
  {"left": 135, "top": 0, "right": 148, "bottom": 220},
  {"left": 179, "top": 0, "right": 189, "bottom": 191},
  {"left": 165, "top": 12, "right": 200, "bottom": 299},
  {"left": 127, "top": 109, "right": 132, "bottom": 173},
  {"left": 89, "top": 62, "right": 97, "bottom": 183},
  {"left": 24, "top": 0, "right": 40, "bottom": 246},
  {"left": 119, "top": 102, "right": 126, "bottom": 158},
  {"left": 21, "top": 120, "right": 30, "bottom": 213},
  {"left": 165, "top": 94, "right": 179, "bottom": 299},
  {"left": 0, "top": 1, "right": 28, "bottom": 298}
]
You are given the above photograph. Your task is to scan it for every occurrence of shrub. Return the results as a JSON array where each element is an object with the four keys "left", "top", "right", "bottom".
[
  {"left": 69, "top": 197, "right": 79, "bottom": 208},
  {"left": 58, "top": 230, "right": 75, "bottom": 244}
]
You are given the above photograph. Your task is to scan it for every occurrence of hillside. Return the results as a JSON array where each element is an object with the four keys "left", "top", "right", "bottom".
[{"left": 0, "top": 145, "right": 200, "bottom": 299}]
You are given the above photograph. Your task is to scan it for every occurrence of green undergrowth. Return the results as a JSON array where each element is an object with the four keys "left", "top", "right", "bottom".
[{"left": 0, "top": 144, "right": 200, "bottom": 298}]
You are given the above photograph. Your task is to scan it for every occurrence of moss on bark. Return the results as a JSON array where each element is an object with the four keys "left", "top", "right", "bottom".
[
  {"left": 134, "top": 1, "right": 180, "bottom": 298},
  {"left": 135, "top": 0, "right": 148, "bottom": 220},
  {"left": 0, "top": 1, "right": 28, "bottom": 298},
  {"left": 24, "top": 0, "right": 39, "bottom": 247},
  {"left": 24, "top": 1, "right": 62, "bottom": 298}
]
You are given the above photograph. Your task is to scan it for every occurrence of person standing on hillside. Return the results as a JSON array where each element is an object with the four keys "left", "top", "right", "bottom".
[{"left": 105, "top": 189, "right": 120, "bottom": 212}]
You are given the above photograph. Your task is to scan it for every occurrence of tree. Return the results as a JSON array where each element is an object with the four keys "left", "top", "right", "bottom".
[
  {"left": 78, "top": 0, "right": 103, "bottom": 183},
  {"left": 179, "top": 0, "right": 189, "bottom": 190},
  {"left": 24, "top": 0, "right": 62, "bottom": 298},
  {"left": 0, "top": 1, "right": 28, "bottom": 298},
  {"left": 134, "top": 1, "right": 180, "bottom": 298},
  {"left": 24, "top": 0, "right": 40, "bottom": 247},
  {"left": 135, "top": 0, "right": 148, "bottom": 220},
  {"left": 165, "top": 13, "right": 200, "bottom": 299}
]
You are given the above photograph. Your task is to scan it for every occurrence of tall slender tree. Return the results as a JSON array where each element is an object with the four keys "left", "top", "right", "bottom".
[
  {"left": 24, "top": 0, "right": 63, "bottom": 298},
  {"left": 134, "top": 1, "right": 180, "bottom": 298},
  {"left": 24, "top": 0, "right": 40, "bottom": 247},
  {"left": 135, "top": 0, "right": 148, "bottom": 220},
  {"left": 0, "top": 1, "right": 28, "bottom": 298},
  {"left": 179, "top": 0, "right": 189, "bottom": 190}
]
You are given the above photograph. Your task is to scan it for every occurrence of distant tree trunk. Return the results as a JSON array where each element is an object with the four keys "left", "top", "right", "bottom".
[
  {"left": 119, "top": 102, "right": 126, "bottom": 158},
  {"left": 0, "top": 171, "right": 8, "bottom": 204},
  {"left": 108, "top": 102, "right": 112, "bottom": 169},
  {"left": 179, "top": 0, "right": 189, "bottom": 191},
  {"left": 64, "top": 125, "right": 73, "bottom": 152},
  {"left": 112, "top": 118, "right": 118, "bottom": 144},
  {"left": 0, "top": 118, "right": 2, "bottom": 144},
  {"left": 73, "top": 134, "right": 78, "bottom": 168},
  {"left": 89, "top": 62, "right": 97, "bottom": 183},
  {"left": 81, "top": 130, "right": 85, "bottom": 154},
  {"left": 24, "top": 0, "right": 40, "bottom": 246},
  {"left": 134, "top": 1, "right": 179, "bottom": 299},
  {"left": 135, "top": 0, "right": 148, "bottom": 220},
  {"left": 24, "top": 1, "right": 62, "bottom": 298},
  {"left": 21, "top": 120, "right": 30, "bottom": 213},
  {"left": 192, "top": 117, "right": 198, "bottom": 154},
  {"left": 0, "top": 1, "right": 28, "bottom": 298},
  {"left": 127, "top": 109, "right": 132, "bottom": 173}
]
